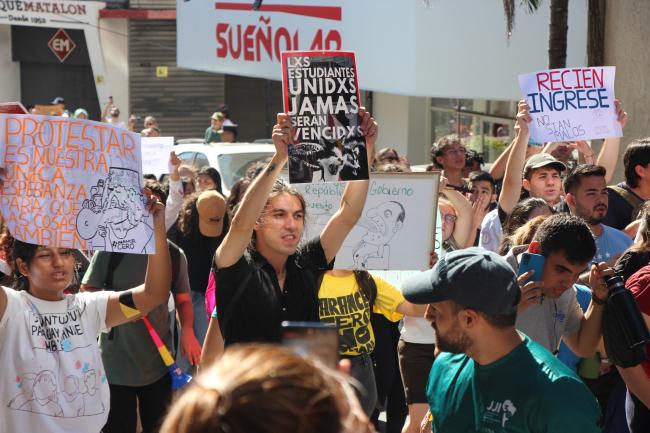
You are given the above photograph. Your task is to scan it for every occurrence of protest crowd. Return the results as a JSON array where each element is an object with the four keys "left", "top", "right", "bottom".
[{"left": 2, "top": 68, "right": 650, "bottom": 433}]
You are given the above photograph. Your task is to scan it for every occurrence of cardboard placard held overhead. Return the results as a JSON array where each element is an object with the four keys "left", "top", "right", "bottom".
[
  {"left": 294, "top": 171, "right": 440, "bottom": 270},
  {"left": 281, "top": 50, "right": 369, "bottom": 184},
  {"left": 0, "top": 114, "right": 155, "bottom": 254},
  {"left": 519, "top": 66, "right": 622, "bottom": 143}
]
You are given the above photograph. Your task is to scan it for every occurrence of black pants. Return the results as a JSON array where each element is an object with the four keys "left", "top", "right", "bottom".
[{"left": 103, "top": 374, "right": 172, "bottom": 433}]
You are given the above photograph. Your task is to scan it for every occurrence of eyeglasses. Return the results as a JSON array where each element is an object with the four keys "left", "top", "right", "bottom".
[{"left": 440, "top": 213, "right": 457, "bottom": 224}]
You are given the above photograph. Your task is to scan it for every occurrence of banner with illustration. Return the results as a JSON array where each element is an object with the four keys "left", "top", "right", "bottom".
[
  {"left": 519, "top": 66, "right": 622, "bottom": 143},
  {"left": 0, "top": 114, "right": 154, "bottom": 253},
  {"left": 281, "top": 50, "right": 369, "bottom": 184}
]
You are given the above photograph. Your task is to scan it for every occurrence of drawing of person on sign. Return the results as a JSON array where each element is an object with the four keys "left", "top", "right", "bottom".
[
  {"left": 76, "top": 168, "right": 154, "bottom": 253},
  {"left": 353, "top": 201, "right": 405, "bottom": 269}
]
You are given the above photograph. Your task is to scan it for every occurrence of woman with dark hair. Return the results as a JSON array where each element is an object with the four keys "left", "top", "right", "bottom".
[
  {"left": 0, "top": 192, "right": 171, "bottom": 433},
  {"left": 169, "top": 190, "right": 228, "bottom": 345},
  {"left": 498, "top": 197, "right": 554, "bottom": 255},
  {"left": 196, "top": 167, "right": 222, "bottom": 194},
  {"left": 318, "top": 269, "right": 423, "bottom": 416}
]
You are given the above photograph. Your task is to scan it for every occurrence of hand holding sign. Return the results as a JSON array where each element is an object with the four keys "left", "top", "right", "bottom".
[{"left": 519, "top": 67, "right": 622, "bottom": 143}]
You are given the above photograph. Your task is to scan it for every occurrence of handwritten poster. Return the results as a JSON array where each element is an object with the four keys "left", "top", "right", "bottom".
[
  {"left": 519, "top": 66, "right": 622, "bottom": 143},
  {"left": 141, "top": 136, "right": 174, "bottom": 178},
  {"left": 281, "top": 50, "right": 369, "bottom": 184},
  {"left": 295, "top": 172, "right": 440, "bottom": 270},
  {"left": 0, "top": 114, "right": 155, "bottom": 253}
]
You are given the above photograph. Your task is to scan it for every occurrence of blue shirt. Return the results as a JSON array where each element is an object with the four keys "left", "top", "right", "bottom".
[{"left": 593, "top": 224, "right": 633, "bottom": 264}]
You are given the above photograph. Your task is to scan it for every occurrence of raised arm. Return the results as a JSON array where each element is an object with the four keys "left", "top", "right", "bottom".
[
  {"left": 214, "top": 114, "right": 289, "bottom": 269},
  {"left": 441, "top": 188, "right": 474, "bottom": 249},
  {"left": 320, "top": 108, "right": 377, "bottom": 263},
  {"left": 499, "top": 101, "right": 532, "bottom": 214},
  {"left": 165, "top": 151, "right": 184, "bottom": 231},
  {"left": 489, "top": 136, "right": 516, "bottom": 181},
  {"left": 562, "top": 263, "right": 612, "bottom": 358},
  {"left": 101, "top": 97, "right": 113, "bottom": 123},
  {"left": 105, "top": 192, "right": 172, "bottom": 328},
  {"left": 597, "top": 99, "right": 627, "bottom": 183}
]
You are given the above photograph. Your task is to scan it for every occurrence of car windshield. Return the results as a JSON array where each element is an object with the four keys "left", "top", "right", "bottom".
[{"left": 217, "top": 152, "right": 272, "bottom": 189}]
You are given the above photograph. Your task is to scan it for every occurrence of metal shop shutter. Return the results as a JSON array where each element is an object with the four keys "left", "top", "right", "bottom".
[{"left": 129, "top": 19, "right": 225, "bottom": 140}]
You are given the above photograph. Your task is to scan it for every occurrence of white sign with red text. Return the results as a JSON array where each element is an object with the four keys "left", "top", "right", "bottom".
[
  {"left": 177, "top": 0, "right": 588, "bottom": 100},
  {"left": 519, "top": 67, "right": 622, "bottom": 143}
]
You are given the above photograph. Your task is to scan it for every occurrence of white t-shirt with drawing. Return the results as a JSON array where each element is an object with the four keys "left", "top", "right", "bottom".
[{"left": 0, "top": 287, "right": 112, "bottom": 433}]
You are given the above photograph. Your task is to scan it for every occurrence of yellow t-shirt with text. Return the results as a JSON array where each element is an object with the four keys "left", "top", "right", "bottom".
[{"left": 318, "top": 273, "right": 405, "bottom": 356}]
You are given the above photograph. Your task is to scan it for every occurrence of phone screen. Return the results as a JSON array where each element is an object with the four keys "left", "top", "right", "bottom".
[{"left": 281, "top": 321, "right": 339, "bottom": 368}]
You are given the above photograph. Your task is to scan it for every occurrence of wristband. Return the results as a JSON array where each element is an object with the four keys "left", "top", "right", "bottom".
[{"left": 591, "top": 293, "right": 607, "bottom": 305}]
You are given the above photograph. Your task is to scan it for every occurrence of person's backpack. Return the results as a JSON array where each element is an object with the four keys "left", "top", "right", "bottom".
[
  {"left": 104, "top": 240, "right": 181, "bottom": 291},
  {"left": 608, "top": 185, "right": 644, "bottom": 221},
  {"left": 104, "top": 241, "right": 182, "bottom": 344}
]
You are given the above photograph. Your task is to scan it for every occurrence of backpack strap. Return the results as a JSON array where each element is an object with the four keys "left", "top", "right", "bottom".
[{"left": 608, "top": 186, "right": 644, "bottom": 219}]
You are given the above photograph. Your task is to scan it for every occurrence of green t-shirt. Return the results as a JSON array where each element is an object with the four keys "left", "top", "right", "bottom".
[
  {"left": 426, "top": 334, "right": 601, "bottom": 433},
  {"left": 81, "top": 250, "right": 189, "bottom": 387},
  {"left": 205, "top": 126, "right": 221, "bottom": 143}
]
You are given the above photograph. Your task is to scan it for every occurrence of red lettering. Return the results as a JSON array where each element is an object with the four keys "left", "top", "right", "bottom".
[
  {"left": 310, "top": 29, "right": 323, "bottom": 50},
  {"left": 243, "top": 25, "right": 255, "bottom": 61},
  {"left": 274, "top": 27, "right": 292, "bottom": 62},
  {"left": 549, "top": 70, "right": 562, "bottom": 91},
  {"left": 581, "top": 69, "right": 593, "bottom": 88},
  {"left": 592, "top": 68, "right": 604, "bottom": 88},
  {"left": 216, "top": 23, "right": 229, "bottom": 58},
  {"left": 536, "top": 72, "right": 550, "bottom": 91},
  {"left": 228, "top": 25, "right": 243, "bottom": 59},
  {"left": 255, "top": 24, "right": 272, "bottom": 61},
  {"left": 324, "top": 30, "right": 341, "bottom": 50}
]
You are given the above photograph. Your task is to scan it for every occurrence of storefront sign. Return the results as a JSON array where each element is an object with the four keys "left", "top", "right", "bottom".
[
  {"left": 48, "top": 28, "right": 76, "bottom": 62},
  {"left": 178, "top": 0, "right": 588, "bottom": 100},
  {"left": 0, "top": 0, "right": 102, "bottom": 28}
]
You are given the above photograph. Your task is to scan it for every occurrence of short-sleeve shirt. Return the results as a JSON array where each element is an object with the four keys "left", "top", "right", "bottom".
[
  {"left": 318, "top": 273, "right": 404, "bottom": 356},
  {"left": 81, "top": 246, "right": 189, "bottom": 386},
  {"left": 507, "top": 254, "right": 584, "bottom": 353},
  {"left": 426, "top": 335, "right": 601, "bottom": 433},
  {"left": 215, "top": 237, "right": 333, "bottom": 345},
  {"left": 594, "top": 224, "right": 633, "bottom": 264},
  {"left": 515, "top": 287, "right": 583, "bottom": 354},
  {"left": 204, "top": 126, "right": 220, "bottom": 143},
  {"left": 0, "top": 288, "right": 112, "bottom": 433}
]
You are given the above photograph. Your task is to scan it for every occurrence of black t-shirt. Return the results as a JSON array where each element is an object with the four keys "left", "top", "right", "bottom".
[
  {"left": 614, "top": 249, "right": 650, "bottom": 283},
  {"left": 215, "top": 237, "right": 333, "bottom": 345},
  {"left": 603, "top": 183, "right": 644, "bottom": 230}
]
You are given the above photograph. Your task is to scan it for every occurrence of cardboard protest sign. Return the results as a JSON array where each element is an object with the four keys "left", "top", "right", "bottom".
[
  {"left": 294, "top": 171, "right": 440, "bottom": 270},
  {"left": 281, "top": 50, "right": 369, "bottom": 184},
  {"left": 0, "top": 114, "right": 155, "bottom": 254},
  {"left": 519, "top": 67, "right": 622, "bottom": 143},
  {"left": 141, "top": 136, "right": 174, "bottom": 178},
  {"left": 0, "top": 102, "right": 28, "bottom": 114}
]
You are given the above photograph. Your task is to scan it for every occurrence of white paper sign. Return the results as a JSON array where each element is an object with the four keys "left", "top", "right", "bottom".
[
  {"left": 0, "top": 114, "right": 155, "bottom": 254},
  {"left": 295, "top": 172, "right": 440, "bottom": 270},
  {"left": 518, "top": 66, "right": 622, "bottom": 143},
  {"left": 141, "top": 136, "right": 174, "bottom": 177}
]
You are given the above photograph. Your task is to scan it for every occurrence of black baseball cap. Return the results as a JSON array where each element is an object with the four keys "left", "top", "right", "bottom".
[{"left": 402, "top": 247, "right": 520, "bottom": 314}]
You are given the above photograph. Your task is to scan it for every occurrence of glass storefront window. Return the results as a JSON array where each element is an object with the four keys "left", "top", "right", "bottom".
[{"left": 431, "top": 98, "right": 517, "bottom": 165}]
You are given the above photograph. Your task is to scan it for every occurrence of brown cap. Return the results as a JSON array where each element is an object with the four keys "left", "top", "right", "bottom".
[{"left": 197, "top": 190, "right": 226, "bottom": 237}]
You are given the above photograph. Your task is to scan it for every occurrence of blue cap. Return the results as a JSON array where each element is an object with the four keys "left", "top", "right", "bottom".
[{"left": 402, "top": 247, "right": 520, "bottom": 314}]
